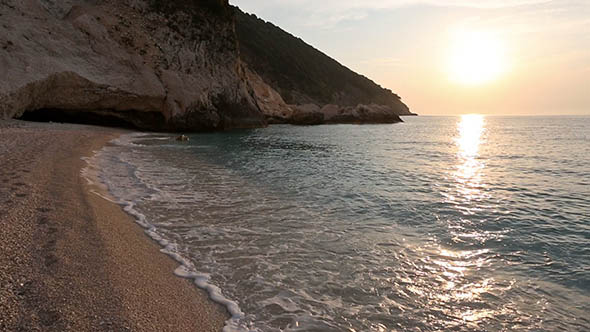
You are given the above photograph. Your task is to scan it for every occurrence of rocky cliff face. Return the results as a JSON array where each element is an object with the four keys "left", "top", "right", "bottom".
[
  {"left": 0, "top": 0, "right": 265, "bottom": 131},
  {"left": 235, "top": 9, "right": 415, "bottom": 120},
  {"left": 0, "top": 0, "right": 412, "bottom": 131}
]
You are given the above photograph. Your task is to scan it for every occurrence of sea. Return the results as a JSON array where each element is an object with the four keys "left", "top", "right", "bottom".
[{"left": 84, "top": 116, "right": 590, "bottom": 332}]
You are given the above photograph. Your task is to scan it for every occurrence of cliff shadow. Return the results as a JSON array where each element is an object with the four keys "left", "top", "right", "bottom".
[{"left": 16, "top": 109, "right": 161, "bottom": 130}]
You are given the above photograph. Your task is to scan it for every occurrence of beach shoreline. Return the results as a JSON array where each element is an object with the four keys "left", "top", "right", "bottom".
[{"left": 0, "top": 120, "right": 228, "bottom": 331}]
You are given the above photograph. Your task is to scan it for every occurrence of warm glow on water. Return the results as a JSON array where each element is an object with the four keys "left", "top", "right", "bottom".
[
  {"left": 451, "top": 114, "right": 487, "bottom": 206},
  {"left": 457, "top": 114, "right": 485, "bottom": 158},
  {"left": 447, "top": 31, "right": 507, "bottom": 85},
  {"left": 432, "top": 115, "right": 497, "bottom": 326},
  {"left": 92, "top": 117, "right": 590, "bottom": 331}
]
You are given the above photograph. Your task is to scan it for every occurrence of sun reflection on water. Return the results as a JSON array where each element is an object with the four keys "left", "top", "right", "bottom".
[
  {"left": 404, "top": 244, "right": 503, "bottom": 329},
  {"left": 415, "top": 114, "right": 498, "bottom": 328},
  {"left": 457, "top": 114, "right": 485, "bottom": 157},
  {"left": 446, "top": 114, "right": 489, "bottom": 209},
  {"left": 455, "top": 114, "right": 486, "bottom": 184}
]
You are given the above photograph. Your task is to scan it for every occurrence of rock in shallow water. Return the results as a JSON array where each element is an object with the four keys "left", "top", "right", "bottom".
[{"left": 176, "top": 135, "right": 189, "bottom": 142}]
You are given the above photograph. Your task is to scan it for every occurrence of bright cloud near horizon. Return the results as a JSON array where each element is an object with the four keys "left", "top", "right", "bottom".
[{"left": 231, "top": 0, "right": 589, "bottom": 115}]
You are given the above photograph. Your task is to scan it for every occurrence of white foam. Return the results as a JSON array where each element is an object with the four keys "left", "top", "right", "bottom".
[
  {"left": 81, "top": 133, "right": 256, "bottom": 332},
  {"left": 118, "top": 193, "right": 256, "bottom": 332},
  {"left": 110, "top": 132, "right": 151, "bottom": 147},
  {"left": 81, "top": 152, "right": 118, "bottom": 203}
]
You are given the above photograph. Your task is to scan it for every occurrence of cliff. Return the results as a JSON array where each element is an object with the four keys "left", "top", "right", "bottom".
[
  {"left": 235, "top": 9, "right": 415, "bottom": 118},
  {"left": 0, "top": 0, "right": 412, "bottom": 131},
  {"left": 0, "top": 0, "right": 265, "bottom": 131}
]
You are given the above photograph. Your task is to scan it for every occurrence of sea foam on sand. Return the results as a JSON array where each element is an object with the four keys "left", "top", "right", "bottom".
[{"left": 82, "top": 134, "right": 254, "bottom": 332}]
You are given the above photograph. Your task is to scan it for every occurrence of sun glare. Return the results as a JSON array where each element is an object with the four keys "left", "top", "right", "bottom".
[
  {"left": 454, "top": 114, "right": 486, "bottom": 199},
  {"left": 457, "top": 114, "right": 485, "bottom": 158},
  {"left": 447, "top": 30, "right": 507, "bottom": 85}
]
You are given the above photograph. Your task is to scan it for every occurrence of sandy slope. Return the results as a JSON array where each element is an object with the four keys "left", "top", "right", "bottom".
[{"left": 0, "top": 120, "right": 227, "bottom": 331}]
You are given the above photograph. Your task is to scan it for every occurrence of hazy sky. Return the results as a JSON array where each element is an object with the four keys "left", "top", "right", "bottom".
[{"left": 231, "top": 0, "right": 589, "bottom": 115}]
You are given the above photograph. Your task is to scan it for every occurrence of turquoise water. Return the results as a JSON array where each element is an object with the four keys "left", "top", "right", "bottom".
[{"left": 90, "top": 116, "right": 590, "bottom": 331}]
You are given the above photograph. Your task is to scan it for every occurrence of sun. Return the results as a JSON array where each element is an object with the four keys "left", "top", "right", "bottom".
[{"left": 446, "top": 30, "right": 507, "bottom": 85}]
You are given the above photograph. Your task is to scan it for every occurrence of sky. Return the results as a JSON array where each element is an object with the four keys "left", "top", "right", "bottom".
[{"left": 231, "top": 0, "right": 589, "bottom": 115}]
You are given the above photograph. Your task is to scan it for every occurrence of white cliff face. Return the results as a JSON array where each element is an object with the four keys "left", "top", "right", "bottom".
[
  {"left": 0, "top": 0, "right": 406, "bottom": 130},
  {"left": 0, "top": 0, "right": 266, "bottom": 131},
  {"left": 246, "top": 70, "right": 404, "bottom": 125},
  {"left": 245, "top": 68, "right": 294, "bottom": 124}
]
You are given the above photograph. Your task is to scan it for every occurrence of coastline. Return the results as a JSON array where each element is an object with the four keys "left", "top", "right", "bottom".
[{"left": 0, "top": 120, "right": 228, "bottom": 331}]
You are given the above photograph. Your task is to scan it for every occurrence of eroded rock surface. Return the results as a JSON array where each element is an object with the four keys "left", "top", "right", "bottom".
[
  {"left": 0, "top": 0, "right": 266, "bottom": 131},
  {"left": 235, "top": 9, "right": 415, "bottom": 117},
  {"left": 322, "top": 104, "right": 403, "bottom": 124},
  {"left": 1, "top": 0, "right": 411, "bottom": 130},
  {"left": 245, "top": 68, "right": 293, "bottom": 124},
  {"left": 247, "top": 72, "right": 403, "bottom": 125}
]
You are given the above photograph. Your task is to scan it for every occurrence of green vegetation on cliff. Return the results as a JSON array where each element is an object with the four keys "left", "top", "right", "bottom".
[{"left": 234, "top": 8, "right": 412, "bottom": 115}]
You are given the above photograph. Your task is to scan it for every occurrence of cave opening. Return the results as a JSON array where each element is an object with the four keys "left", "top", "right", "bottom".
[{"left": 16, "top": 109, "right": 142, "bottom": 130}]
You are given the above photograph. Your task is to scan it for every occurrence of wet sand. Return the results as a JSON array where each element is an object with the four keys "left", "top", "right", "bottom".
[{"left": 0, "top": 120, "right": 228, "bottom": 331}]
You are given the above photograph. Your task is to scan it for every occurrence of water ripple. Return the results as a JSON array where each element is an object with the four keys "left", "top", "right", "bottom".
[{"left": 96, "top": 116, "right": 590, "bottom": 331}]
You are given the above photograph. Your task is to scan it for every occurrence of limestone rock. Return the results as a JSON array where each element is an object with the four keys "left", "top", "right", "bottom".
[
  {"left": 323, "top": 104, "right": 403, "bottom": 124},
  {"left": 0, "top": 0, "right": 266, "bottom": 131},
  {"left": 235, "top": 9, "right": 416, "bottom": 116},
  {"left": 0, "top": 0, "right": 410, "bottom": 130},
  {"left": 289, "top": 104, "right": 324, "bottom": 125},
  {"left": 245, "top": 68, "right": 293, "bottom": 124}
]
